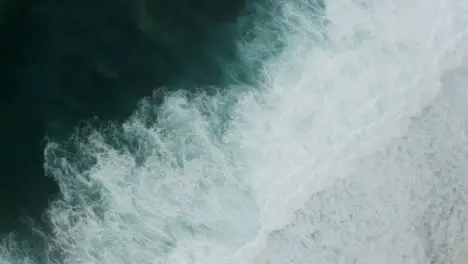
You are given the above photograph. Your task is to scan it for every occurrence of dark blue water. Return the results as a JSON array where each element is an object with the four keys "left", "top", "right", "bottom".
[{"left": 0, "top": 0, "right": 249, "bottom": 245}]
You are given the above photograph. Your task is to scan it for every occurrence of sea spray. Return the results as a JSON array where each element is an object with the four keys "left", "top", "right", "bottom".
[{"left": 2, "top": 0, "right": 468, "bottom": 263}]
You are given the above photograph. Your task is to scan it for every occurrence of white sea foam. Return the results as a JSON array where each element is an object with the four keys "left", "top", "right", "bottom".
[{"left": 3, "top": 0, "right": 468, "bottom": 263}]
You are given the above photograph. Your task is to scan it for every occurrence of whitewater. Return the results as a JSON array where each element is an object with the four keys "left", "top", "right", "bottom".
[{"left": 3, "top": 0, "right": 468, "bottom": 263}]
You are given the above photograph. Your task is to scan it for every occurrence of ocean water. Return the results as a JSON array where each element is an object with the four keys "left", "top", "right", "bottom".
[{"left": 3, "top": 0, "right": 468, "bottom": 263}]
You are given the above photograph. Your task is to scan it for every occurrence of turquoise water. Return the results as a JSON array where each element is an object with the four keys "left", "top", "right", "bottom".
[{"left": 4, "top": 0, "right": 468, "bottom": 263}]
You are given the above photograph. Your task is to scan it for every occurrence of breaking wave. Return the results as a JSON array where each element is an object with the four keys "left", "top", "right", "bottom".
[{"left": 4, "top": 0, "right": 468, "bottom": 263}]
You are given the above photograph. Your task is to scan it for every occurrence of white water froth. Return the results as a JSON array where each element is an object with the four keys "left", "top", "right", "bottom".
[{"left": 3, "top": 0, "right": 468, "bottom": 263}]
